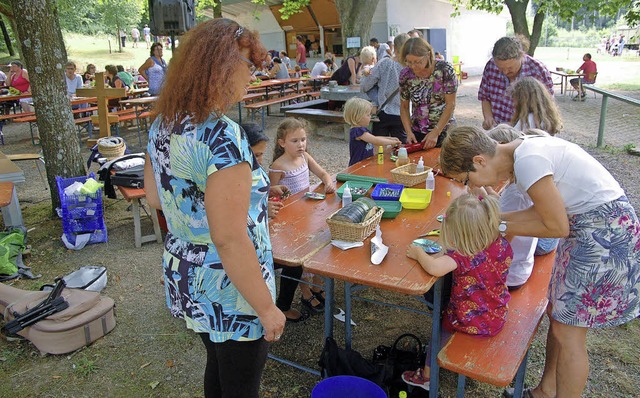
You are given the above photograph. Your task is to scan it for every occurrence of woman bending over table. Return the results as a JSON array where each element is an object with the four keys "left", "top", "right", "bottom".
[
  {"left": 439, "top": 126, "right": 640, "bottom": 398},
  {"left": 399, "top": 38, "right": 458, "bottom": 149},
  {"left": 144, "top": 19, "right": 285, "bottom": 398}
]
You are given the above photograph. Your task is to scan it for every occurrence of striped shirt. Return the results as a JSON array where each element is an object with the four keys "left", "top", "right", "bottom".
[{"left": 478, "top": 55, "right": 554, "bottom": 125}]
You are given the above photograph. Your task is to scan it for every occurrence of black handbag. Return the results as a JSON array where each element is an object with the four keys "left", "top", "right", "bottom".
[
  {"left": 318, "top": 336, "right": 386, "bottom": 387},
  {"left": 373, "top": 333, "right": 425, "bottom": 385},
  {"left": 110, "top": 165, "right": 145, "bottom": 189}
]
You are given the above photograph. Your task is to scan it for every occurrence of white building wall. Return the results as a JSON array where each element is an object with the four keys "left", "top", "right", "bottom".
[
  {"left": 448, "top": 10, "right": 509, "bottom": 76},
  {"left": 225, "top": 0, "right": 508, "bottom": 76},
  {"left": 386, "top": 0, "right": 508, "bottom": 76},
  {"left": 225, "top": 5, "right": 286, "bottom": 53},
  {"left": 369, "top": 0, "right": 389, "bottom": 44}
]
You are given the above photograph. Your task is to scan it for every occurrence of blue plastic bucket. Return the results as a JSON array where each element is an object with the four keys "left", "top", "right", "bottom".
[{"left": 311, "top": 376, "right": 386, "bottom": 398}]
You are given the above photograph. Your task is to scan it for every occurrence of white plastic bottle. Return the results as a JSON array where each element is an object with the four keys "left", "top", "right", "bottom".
[
  {"left": 395, "top": 147, "right": 410, "bottom": 167},
  {"left": 416, "top": 156, "right": 425, "bottom": 173},
  {"left": 425, "top": 170, "right": 435, "bottom": 191},
  {"left": 342, "top": 186, "right": 352, "bottom": 207}
]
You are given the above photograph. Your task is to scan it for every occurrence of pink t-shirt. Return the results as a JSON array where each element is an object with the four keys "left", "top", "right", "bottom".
[
  {"left": 443, "top": 237, "right": 513, "bottom": 336},
  {"left": 297, "top": 43, "right": 306, "bottom": 63},
  {"left": 579, "top": 60, "right": 597, "bottom": 83}
]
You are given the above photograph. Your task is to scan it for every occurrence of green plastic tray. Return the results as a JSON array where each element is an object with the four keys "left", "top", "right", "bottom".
[
  {"left": 337, "top": 181, "right": 373, "bottom": 199},
  {"left": 374, "top": 200, "right": 402, "bottom": 219}
]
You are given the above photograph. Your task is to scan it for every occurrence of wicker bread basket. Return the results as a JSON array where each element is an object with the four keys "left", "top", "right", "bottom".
[
  {"left": 326, "top": 206, "right": 384, "bottom": 242},
  {"left": 97, "top": 137, "right": 126, "bottom": 160},
  {"left": 390, "top": 163, "right": 432, "bottom": 187}
]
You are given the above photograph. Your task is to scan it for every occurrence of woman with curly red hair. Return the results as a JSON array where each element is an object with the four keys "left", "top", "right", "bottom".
[{"left": 143, "top": 18, "right": 285, "bottom": 398}]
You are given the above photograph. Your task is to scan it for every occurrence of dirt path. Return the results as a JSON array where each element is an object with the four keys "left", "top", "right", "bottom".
[{"left": 0, "top": 78, "right": 638, "bottom": 397}]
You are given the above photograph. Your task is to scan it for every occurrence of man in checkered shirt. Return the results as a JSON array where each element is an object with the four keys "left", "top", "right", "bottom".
[{"left": 478, "top": 36, "right": 554, "bottom": 129}]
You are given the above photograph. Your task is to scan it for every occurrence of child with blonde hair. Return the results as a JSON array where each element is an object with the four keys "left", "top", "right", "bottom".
[
  {"left": 242, "top": 122, "right": 309, "bottom": 323},
  {"left": 344, "top": 97, "right": 401, "bottom": 166},
  {"left": 402, "top": 193, "right": 513, "bottom": 391},
  {"left": 269, "top": 118, "right": 336, "bottom": 313},
  {"left": 510, "top": 76, "right": 563, "bottom": 136}
]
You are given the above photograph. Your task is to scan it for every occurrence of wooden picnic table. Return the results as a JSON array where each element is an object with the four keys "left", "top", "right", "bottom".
[
  {"left": 550, "top": 70, "right": 584, "bottom": 96},
  {"left": 319, "top": 84, "right": 368, "bottom": 102},
  {"left": 0, "top": 93, "right": 31, "bottom": 103},
  {"left": 0, "top": 181, "right": 14, "bottom": 207},
  {"left": 114, "top": 183, "right": 163, "bottom": 248},
  {"left": 270, "top": 147, "right": 467, "bottom": 391}
]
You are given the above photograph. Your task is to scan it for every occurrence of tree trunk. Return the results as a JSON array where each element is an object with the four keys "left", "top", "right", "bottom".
[
  {"left": 335, "top": 0, "right": 379, "bottom": 57},
  {"left": 505, "top": 0, "right": 544, "bottom": 56},
  {"left": 0, "top": 17, "right": 14, "bottom": 56},
  {"left": 213, "top": 1, "right": 222, "bottom": 18},
  {"left": 9, "top": 0, "right": 86, "bottom": 213},
  {"left": 529, "top": 9, "right": 545, "bottom": 55}
]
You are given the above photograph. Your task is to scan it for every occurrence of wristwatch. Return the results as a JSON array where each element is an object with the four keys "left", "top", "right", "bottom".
[{"left": 499, "top": 221, "right": 507, "bottom": 237}]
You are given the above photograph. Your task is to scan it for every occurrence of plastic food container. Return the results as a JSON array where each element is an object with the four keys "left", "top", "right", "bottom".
[
  {"left": 371, "top": 183, "right": 404, "bottom": 201},
  {"left": 374, "top": 200, "right": 402, "bottom": 219},
  {"left": 337, "top": 181, "right": 373, "bottom": 199},
  {"left": 399, "top": 188, "right": 432, "bottom": 210}
]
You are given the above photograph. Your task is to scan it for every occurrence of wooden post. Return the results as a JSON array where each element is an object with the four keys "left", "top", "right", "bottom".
[{"left": 76, "top": 72, "right": 126, "bottom": 145}]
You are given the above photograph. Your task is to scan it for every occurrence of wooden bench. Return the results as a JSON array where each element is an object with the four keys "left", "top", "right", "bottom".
[
  {"left": 284, "top": 108, "right": 350, "bottom": 140},
  {"left": 280, "top": 98, "right": 329, "bottom": 113},
  {"left": 437, "top": 251, "right": 555, "bottom": 397},
  {"left": 243, "top": 92, "right": 315, "bottom": 129},
  {"left": 0, "top": 112, "right": 35, "bottom": 145},
  {"left": 115, "top": 184, "right": 163, "bottom": 248},
  {"left": 6, "top": 153, "right": 46, "bottom": 186},
  {"left": 15, "top": 114, "right": 94, "bottom": 145}
]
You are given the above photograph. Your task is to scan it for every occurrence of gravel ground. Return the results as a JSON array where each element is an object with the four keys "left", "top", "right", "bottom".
[{"left": 0, "top": 77, "right": 639, "bottom": 397}]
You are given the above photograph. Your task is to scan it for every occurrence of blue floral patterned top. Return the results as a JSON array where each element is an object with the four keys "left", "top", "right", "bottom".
[
  {"left": 147, "top": 113, "right": 275, "bottom": 343},
  {"left": 399, "top": 60, "right": 458, "bottom": 135}
]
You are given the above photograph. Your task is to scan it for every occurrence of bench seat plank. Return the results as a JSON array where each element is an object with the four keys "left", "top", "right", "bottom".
[{"left": 437, "top": 251, "right": 555, "bottom": 387}]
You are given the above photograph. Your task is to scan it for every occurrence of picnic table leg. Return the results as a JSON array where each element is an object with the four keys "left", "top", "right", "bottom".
[
  {"left": 455, "top": 374, "right": 467, "bottom": 398},
  {"left": 344, "top": 281, "right": 354, "bottom": 350},
  {"left": 131, "top": 198, "right": 143, "bottom": 248},
  {"left": 429, "top": 277, "right": 443, "bottom": 398},
  {"left": 596, "top": 95, "right": 608, "bottom": 147},
  {"left": 323, "top": 276, "right": 335, "bottom": 340},
  {"left": 149, "top": 204, "right": 163, "bottom": 243},
  {"left": 513, "top": 349, "right": 530, "bottom": 397},
  {"left": 0, "top": 187, "right": 23, "bottom": 227}
]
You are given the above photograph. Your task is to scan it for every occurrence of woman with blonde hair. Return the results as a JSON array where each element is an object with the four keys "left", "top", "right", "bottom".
[
  {"left": 144, "top": 18, "right": 285, "bottom": 398},
  {"left": 399, "top": 37, "right": 458, "bottom": 149},
  {"left": 510, "top": 76, "right": 563, "bottom": 135},
  {"left": 439, "top": 125, "right": 640, "bottom": 398}
]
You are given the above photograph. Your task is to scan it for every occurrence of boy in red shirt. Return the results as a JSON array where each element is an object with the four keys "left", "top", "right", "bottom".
[{"left": 570, "top": 53, "right": 597, "bottom": 101}]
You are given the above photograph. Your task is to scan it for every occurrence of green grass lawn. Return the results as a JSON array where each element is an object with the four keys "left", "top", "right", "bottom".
[
  {"left": 535, "top": 46, "right": 640, "bottom": 90},
  {"left": 0, "top": 32, "right": 174, "bottom": 74}
]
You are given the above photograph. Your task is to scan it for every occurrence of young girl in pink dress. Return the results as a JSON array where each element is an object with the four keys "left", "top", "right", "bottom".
[
  {"left": 269, "top": 118, "right": 336, "bottom": 314},
  {"left": 403, "top": 193, "right": 513, "bottom": 391}
]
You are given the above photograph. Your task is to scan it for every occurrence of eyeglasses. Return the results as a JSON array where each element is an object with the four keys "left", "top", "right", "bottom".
[
  {"left": 239, "top": 55, "right": 257, "bottom": 75},
  {"left": 452, "top": 170, "right": 470, "bottom": 186},
  {"left": 405, "top": 56, "right": 426, "bottom": 67}
]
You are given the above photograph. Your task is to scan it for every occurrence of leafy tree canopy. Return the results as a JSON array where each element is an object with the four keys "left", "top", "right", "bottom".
[{"left": 449, "top": 0, "right": 638, "bottom": 55}]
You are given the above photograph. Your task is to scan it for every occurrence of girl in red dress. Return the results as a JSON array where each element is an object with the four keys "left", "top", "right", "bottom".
[{"left": 403, "top": 193, "right": 513, "bottom": 391}]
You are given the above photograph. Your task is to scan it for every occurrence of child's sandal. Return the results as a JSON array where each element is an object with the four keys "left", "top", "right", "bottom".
[
  {"left": 311, "top": 289, "right": 326, "bottom": 304},
  {"left": 300, "top": 295, "right": 324, "bottom": 314}
]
